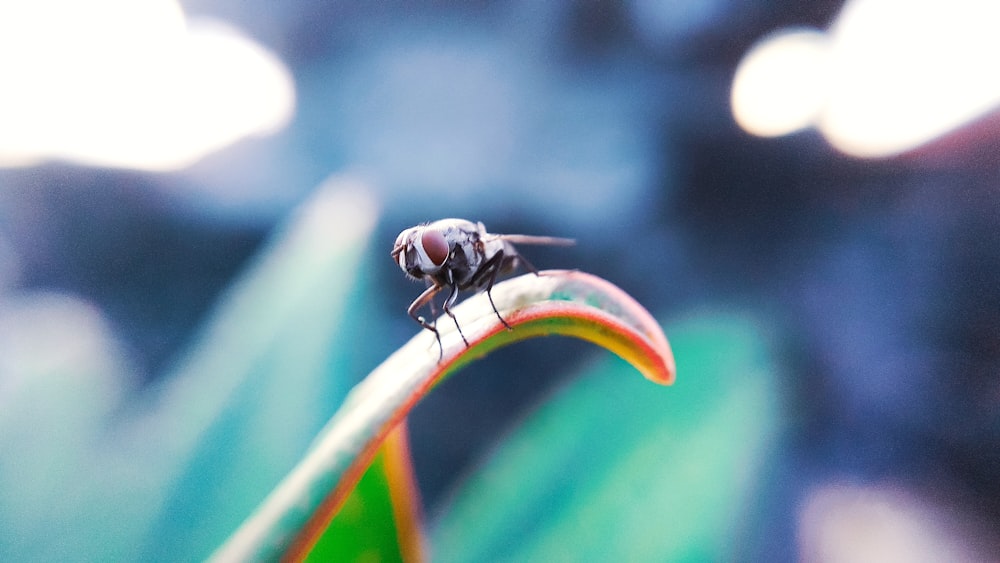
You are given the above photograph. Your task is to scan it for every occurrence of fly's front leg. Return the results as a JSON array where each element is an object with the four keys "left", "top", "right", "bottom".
[
  {"left": 407, "top": 283, "right": 445, "bottom": 359},
  {"left": 408, "top": 283, "right": 443, "bottom": 331},
  {"left": 442, "top": 280, "right": 469, "bottom": 347},
  {"left": 470, "top": 250, "right": 513, "bottom": 330},
  {"left": 426, "top": 287, "right": 439, "bottom": 330}
]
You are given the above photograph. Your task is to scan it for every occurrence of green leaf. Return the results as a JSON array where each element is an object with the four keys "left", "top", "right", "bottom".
[
  {"left": 211, "top": 270, "right": 675, "bottom": 561},
  {"left": 132, "top": 180, "right": 382, "bottom": 561},
  {"left": 0, "top": 177, "right": 382, "bottom": 561},
  {"left": 429, "top": 313, "right": 780, "bottom": 562},
  {"left": 306, "top": 424, "right": 422, "bottom": 563}
]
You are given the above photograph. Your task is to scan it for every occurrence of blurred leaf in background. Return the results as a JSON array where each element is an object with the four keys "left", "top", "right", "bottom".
[
  {"left": 0, "top": 176, "right": 381, "bottom": 561},
  {"left": 132, "top": 176, "right": 381, "bottom": 561},
  {"left": 431, "top": 313, "right": 780, "bottom": 561}
]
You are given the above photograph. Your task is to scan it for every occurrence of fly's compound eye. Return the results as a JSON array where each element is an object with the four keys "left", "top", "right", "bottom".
[{"left": 421, "top": 228, "right": 449, "bottom": 267}]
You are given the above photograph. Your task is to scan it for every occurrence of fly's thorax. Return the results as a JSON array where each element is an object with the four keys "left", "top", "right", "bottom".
[
  {"left": 428, "top": 218, "right": 481, "bottom": 236},
  {"left": 480, "top": 237, "right": 506, "bottom": 261},
  {"left": 452, "top": 236, "right": 504, "bottom": 289},
  {"left": 499, "top": 240, "right": 522, "bottom": 272}
]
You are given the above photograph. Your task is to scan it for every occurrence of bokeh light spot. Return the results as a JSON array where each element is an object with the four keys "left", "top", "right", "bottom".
[
  {"left": 0, "top": 0, "right": 295, "bottom": 171},
  {"left": 798, "top": 483, "right": 991, "bottom": 562},
  {"left": 732, "top": 0, "right": 1000, "bottom": 157},
  {"left": 731, "top": 29, "right": 829, "bottom": 138}
]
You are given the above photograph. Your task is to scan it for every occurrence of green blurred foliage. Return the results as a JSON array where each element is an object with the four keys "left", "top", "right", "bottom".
[
  {"left": 307, "top": 446, "right": 405, "bottom": 563},
  {"left": 430, "top": 313, "right": 781, "bottom": 561},
  {"left": 0, "top": 181, "right": 379, "bottom": 561},
  {"left": 0, "top": 177, "right": 781, "bottom": 562}
]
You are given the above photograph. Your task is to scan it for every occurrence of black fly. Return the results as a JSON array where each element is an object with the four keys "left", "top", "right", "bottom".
[{"left": 391, "top": 218, "right": 574, "bottom": 360}]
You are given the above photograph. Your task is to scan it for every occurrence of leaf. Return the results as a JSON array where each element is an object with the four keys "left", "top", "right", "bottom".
[
  {"left": 0, "top": 177, "right": 382, "bottom": 561},
  {"left": 210, "top": 270, "right": 675, "bottom": 561},
  {"left": 127, "top": 177, "right": 381, "bottom": 561},
  {"left": 304, "top": 424, "right": 423, "bottom": 563},
  {"left": 429, "top": 313, "right": 781, "bottom": 562}
]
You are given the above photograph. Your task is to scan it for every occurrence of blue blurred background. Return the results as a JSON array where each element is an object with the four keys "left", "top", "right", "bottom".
[{"left": 2, "top": 0, "right": 999, "bottom": 560}]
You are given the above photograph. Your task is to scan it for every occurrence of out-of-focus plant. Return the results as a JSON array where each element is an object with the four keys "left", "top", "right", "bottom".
[
  {"left": 430, "top": 313, "right": 780, "bottom": 561},
  {"left": 0, "top": 177, "right": 780, "bottom": 562},
  {"left": 0, "top": 177, "right": 381, "bottom": 561}
]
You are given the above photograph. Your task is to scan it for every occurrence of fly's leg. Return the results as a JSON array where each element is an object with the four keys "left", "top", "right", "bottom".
[
  {"left": 442, "top": 281, "right": 469, "bottom": 347},
  {"left": 407, "top": 283, "right": 445, "bottom": 359},
  {"left": 408, "top": 283, "right": 443, "bottom": 331},
  {"left": 514, "top": 252, "right": 541, "bottom": 276},
  {"left": 427, "top": 290, "right": 439, "bottom": 331},
  {"left": 470, "top": 250, "right": 514, "bottom": 331}
]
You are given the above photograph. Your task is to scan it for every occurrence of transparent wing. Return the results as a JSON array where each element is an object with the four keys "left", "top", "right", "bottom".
[{"left": 496, "top": 234, "right": 575, "bottom": 246}]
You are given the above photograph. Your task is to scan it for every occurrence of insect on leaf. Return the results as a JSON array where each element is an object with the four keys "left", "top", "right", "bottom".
[{"left": 210, "top": 270, "right": 675, "bottom": 561}]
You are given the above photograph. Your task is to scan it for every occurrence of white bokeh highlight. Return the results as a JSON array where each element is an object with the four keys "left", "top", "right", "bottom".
[
  {"left": 798, "top": 483, "right": 993, "bottom": 562},
  {"left": 731, "top": 0, "right": 1000, "bottom": 157},
  {"left": 0, "top": 0, "right": 295, "bottom": 171},
  {"left": 731, "top": 29, "right": 829, "bottom": 138}
]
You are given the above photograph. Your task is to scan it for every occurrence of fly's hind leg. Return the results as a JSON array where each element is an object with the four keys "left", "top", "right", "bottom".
[
  {"left": 470, "top": 250, "right": 514, "bottom": 331},
  {"left": 514, "top": 252, "right": 542, "bottom": 276}
]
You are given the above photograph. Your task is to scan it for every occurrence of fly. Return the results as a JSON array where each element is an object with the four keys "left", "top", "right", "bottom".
[{"left": 391, "top": 218, "right": 574, "bottom": 360}]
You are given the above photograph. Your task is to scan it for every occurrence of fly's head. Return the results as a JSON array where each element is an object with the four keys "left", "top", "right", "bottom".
[{"left": 391, "top": 224, "right": 451, "bottom": 280}]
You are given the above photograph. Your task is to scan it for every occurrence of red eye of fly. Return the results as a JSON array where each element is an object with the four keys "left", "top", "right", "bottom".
[{"left": 421, "top": 228, "right": 449, "bottom": 266}]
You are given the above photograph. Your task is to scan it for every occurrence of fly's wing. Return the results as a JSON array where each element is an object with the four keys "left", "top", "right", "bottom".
[{"left": 495, "top": 234, "right": 575, "bottom": 246}]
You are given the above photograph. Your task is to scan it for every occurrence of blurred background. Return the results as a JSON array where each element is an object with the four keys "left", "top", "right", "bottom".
[{"left": 1, "top": 0, "right": 999, "bottom": 560}]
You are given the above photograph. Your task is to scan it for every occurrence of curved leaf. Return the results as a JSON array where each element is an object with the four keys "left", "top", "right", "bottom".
[
  {"left": 210, "top": 270, "right": 675, "bottom": 561},
  {"left": 304, "top": 424, "right": 422, "bottom": 563}
]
